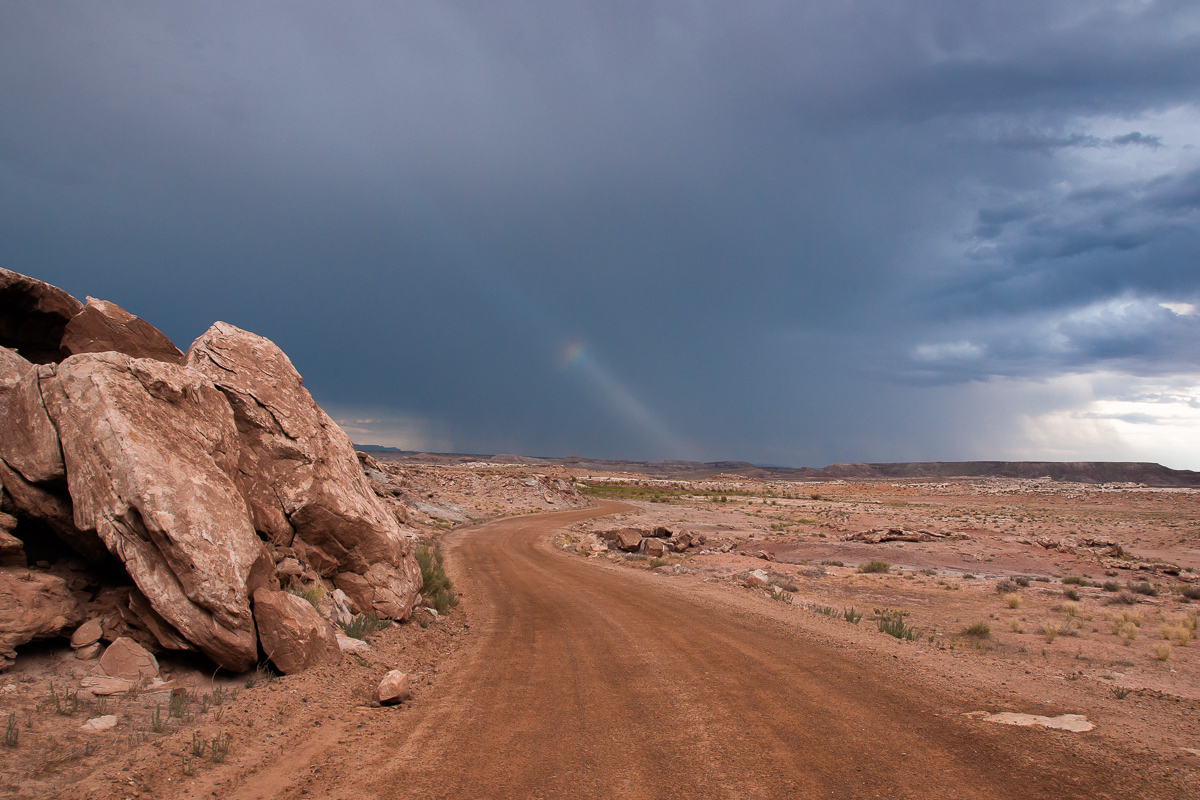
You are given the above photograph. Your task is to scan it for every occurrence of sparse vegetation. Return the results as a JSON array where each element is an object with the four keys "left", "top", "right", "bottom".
[
  {"left": 962, "top": 621, "right": 991, "bottom": 638},
  {"left": 1153, "top": 642, "right": 1172, "bottom": 661},
  {"left": 858, "top": 560, "right": 891, "bottom": 574},
  {"left": 1008, "top": 619, "right": 1025, "bottom": 633},
  {"left": 1042, "top": 622, "right": 1059, "bottom": 643},
  {"left": 1004, "top": 593, "right": 1021, "bottom": 609},
  {"left": 1130, "top": 581, "right": 1158, "bottom": 597},
  {"left": 340, "top": 613, "right": 390, "bottom": 640},
  {"left": 417, "top": 544, "right": 459, "bottom": 615},
  {"left": 1062, "top": 576, "right": 1089, "bottom": 586},
  {"left": 995, "top": 579, "right": 1018, "bottom": 594},
  {"left": 1063, "top": 588, "right": 1080, "bottom": 602},
  {"left": 1102, "top": 581, "right": 1121, "bottom": 592},
  {"left": 1061, "top": 601, "right": 1079, "bottom": 617},
  {"left": 286, "top": 581, "right": 326, "bottom": 609},
  {"left": 4, "top": 714, "right": 17, "bottom": 748},
  {"left": 769, "top": 586, "right": 793, "bottom": 603},
  {"left": 843, "top": 607, "right": 862, "bottom": 624},
  {"left": 874, "top": 608, "right": 922, "bottom": 641},
  {"left": 210, "top": 732, "right": 232, "bottom": 763}
]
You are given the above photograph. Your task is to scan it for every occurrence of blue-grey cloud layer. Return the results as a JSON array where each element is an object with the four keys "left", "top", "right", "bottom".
[{"left": 2, "top": 2, "right": 1199, "bottom": 465}]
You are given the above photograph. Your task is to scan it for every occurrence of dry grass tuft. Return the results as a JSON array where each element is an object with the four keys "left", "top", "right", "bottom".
[{"left": 1004, "top": 593, "right": 1022, "bottom": 609}]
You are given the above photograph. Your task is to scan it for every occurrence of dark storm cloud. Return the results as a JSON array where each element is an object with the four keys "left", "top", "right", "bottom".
[{"left": 2, "top": 1, "right": 1200, "bottom": 465}]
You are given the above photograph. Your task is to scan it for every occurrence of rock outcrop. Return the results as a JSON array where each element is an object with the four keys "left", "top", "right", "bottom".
[
  {"left": 0, "top": 270, "right": 424, "bottom": 674},
  {"left": 252, "top": 588, "right": 342, "bottom": 674},
  {"left": 41, "top": 352, "right": 269, "bottom": 671},
  {"left": 61, "top": 297, "right": 185, "bottom": 364},
  {"left": 188, "top": 323, "right": 420, "bottom": 619},
  {"left": 0, "top": 268, "right": 82, "bottom": 363},
  {"left": 0, "top": 567, "right": 85, "bottom": 668}
]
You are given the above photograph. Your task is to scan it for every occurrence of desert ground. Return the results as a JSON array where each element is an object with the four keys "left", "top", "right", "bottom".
[{"left": 3, "top": 458, "right": 1199, "bottom": 798}]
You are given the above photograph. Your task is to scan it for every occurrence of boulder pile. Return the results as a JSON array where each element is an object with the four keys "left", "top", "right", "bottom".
[
  {"left": 0, "top": 269, "right": 421, "bottom": 673},
  {"left": 596, "top": 526, "right": 706, "bottom": 555}
]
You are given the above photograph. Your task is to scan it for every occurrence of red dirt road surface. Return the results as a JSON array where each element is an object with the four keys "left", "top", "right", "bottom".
[
  {"left": 222, "top": 502, "right": 1172, "bottom": 800},
  {"left": 347, "top": 502, "right": 1160, "bottom": 800}
]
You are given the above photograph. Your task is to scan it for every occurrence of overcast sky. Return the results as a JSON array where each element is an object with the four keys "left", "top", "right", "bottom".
[{"left": 3, "top": 2, "right": 1200, "bottom": 468}]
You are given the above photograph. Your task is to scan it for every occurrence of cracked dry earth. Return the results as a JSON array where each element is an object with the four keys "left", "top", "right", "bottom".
[{"left": 9, "top": 489, "right": 1199, "bottom": 799}]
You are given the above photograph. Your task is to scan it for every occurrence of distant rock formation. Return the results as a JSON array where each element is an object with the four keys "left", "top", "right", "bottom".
[
  {"left": 369, "top": 448, "right": 1200, "bottom": 488},
  {"left": 0, "top": 269, "right": 421, "bottom": 672}
]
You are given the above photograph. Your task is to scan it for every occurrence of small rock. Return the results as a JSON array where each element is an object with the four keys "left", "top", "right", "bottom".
[
  {"left": 745, "top": 569, "right": 770, "bottom": 589},
  {"left": 80, "top": 676, "right": 134, "bottom": 695},
  {"left": 74, "top": 641, "right": 102, "bottom": 660},
  {"left": 80, "top": 715, "right": 119, "bottom": 733},
  {"left": 70, "top": 618, "right": 103, "bottom": 648},
  {"left": 756, "top": 551, "right": 776, "bottom": 562},
  {"left": 99, "top": 637, "right": 159, "bottom": 681},
  {"left": 336, "top": 633, "right": 371, "bottom": 655},
  {"left": 373, "top": 670, "right": 412, "bottom": 705}
]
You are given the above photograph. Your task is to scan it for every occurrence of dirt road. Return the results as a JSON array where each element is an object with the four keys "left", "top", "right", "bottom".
[{"left": 311, "top": 501, "right": 1154, "bottom": 800}]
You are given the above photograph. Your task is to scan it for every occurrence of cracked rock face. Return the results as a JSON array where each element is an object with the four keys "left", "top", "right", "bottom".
[
  {"left": 188, "top": 323, "right": 421, "bottom": 620},
  {"left": 0, "top": 271, "right": 424, "bottom": 672},
  {"left": 40, "top": 352, "right": 269, "bottom": 671}
]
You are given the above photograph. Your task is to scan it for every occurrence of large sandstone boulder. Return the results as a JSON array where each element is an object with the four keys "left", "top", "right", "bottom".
[
  {"left": 0, "top": 347, "right": 65, "bottom": 484},
  {"left": 39, "top": 352, "right": 270, "bottom": 671},
  {"left": 61, "top": 297, "right": 185, "bottom": 365},
  {"left": 0, "top": 268, "right": 82, "bottom": 364},
  {"left": 252, "top": 588, "right": 342, "bottom": 674},
  {"left": 188, "top": 323, "right": 420, "bottom": 619},
  {"left": 0, "top": 567, "right": 85, "bottom": 668}
]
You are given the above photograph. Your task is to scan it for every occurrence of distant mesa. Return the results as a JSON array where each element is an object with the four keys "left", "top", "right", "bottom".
[
  {"left": 354, "top": 445, "right": 1200, "bottom": 488},
  {"left": 0, "top": 268, "right": 422, "bottom": 673}
]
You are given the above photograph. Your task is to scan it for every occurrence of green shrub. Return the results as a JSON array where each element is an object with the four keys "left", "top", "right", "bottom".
[
  {"left": 416, "top": 545, "right": 450, "bottom": 595},
  {"left": 878, "top": 616, "right": 922, "bottom": 641},
  {"left": 858, "top": 560, "right": 891, "bottom": 574},
  {"left": 1063, "top": 576, "right": 1089, "bottom": 586},
  {"left": 1102, "top": 581, "right": 1121, "bottom": 592},
  {"left": 340, "top": 614, "right": 390, "bottom": 640},
  {"left": 843, "top": 607, "right": 862, "bottom": 624},
  {"left": 1130, "top": 582, "right": 1158, "bottom": 597},
  {"left": 1063, "top": 588, "right": 1080, "bottom": 601},
  {"left": 431, "top": 588, "right": 459, "bottom": 615}
]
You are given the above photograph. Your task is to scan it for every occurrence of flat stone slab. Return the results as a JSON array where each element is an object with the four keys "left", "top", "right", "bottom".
[
  {"left": 966, "top": 711, "right": 1094, "bottom": 732},
  {"left": 80, "top": 676, "right": 133, "bottom": 695},
  {"left": 80, "top": 715, "right": 118, "bottom": 733}
]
